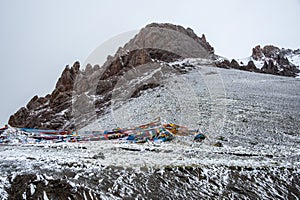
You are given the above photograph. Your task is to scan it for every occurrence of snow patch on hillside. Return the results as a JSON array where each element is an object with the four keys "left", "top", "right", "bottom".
[{"left": 287, "top": 53, "right": 300, "bottom": 69}]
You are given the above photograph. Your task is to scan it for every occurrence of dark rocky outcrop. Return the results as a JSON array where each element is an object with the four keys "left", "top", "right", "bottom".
[
  {"left": 99, "top": 48, "right": 181, "bottom": 81},
  {"left": 8, "top": 107, "right": 29, "bottom": 128},
  {"left": 7, "top": 174, "right": 98, "bottom": 200},
  {"left": 215, "top": 59, "right": 231, "bottom": 69},
  {"left": 252, "top": 45, "right": 280, "bottom": 60},
  {"left": 261, "top": 45, "right": 280, "bottom": 59},
  {"left": 215, "top": 59, "right": 260, "bottom": 73},
  {"left": 230, "top": 59, "right": 241, "bottom": 69},
  {"left": 261, "top": 60, "right": 278, "bottom": 75},
  {"left": 8, "top": 61, "right": 82, "bottom": 130},
  {"left": 256, "top": 45, "right": 299, "bottom": 76},
  {"left": 244, "top": 61, "right": 260, "bottom": 72}
]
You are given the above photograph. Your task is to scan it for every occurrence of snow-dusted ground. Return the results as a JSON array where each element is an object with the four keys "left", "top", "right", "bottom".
[{"left": 1, "top": 63, "right": 300, "bottom": 199}]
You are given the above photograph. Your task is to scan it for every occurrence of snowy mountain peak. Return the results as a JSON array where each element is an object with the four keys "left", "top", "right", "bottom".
[{"left": 8, "top": 23, "right": 215, "bottom": 130}]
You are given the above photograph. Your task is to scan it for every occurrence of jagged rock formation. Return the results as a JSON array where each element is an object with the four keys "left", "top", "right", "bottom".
[
  {"left": 9, "top": 23, "right": 214, "bottom": 130},
  {"left": 216, "top": 45, "right": 300, "bottom": 77},
  {"left": 252, "top": 45, "right": 280, "bottom": 60},
  {"left": 215, "top": 59, "right": 260, "bottom": 73},
  {"left": 8, "top": 62, "right": 96, "bottom": 130}
]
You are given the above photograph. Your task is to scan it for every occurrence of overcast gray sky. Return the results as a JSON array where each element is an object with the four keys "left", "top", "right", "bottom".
[{"left": 0, "top": 0, "right": 300, "bottom": 126}]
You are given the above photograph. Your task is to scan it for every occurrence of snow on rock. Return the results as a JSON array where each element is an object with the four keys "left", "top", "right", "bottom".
[
  {"left": 30, "top": 183, "right": 35, "bottom": 195},
  {"left": 0, "top": 177, "right": 9, "bottom": 200},
  {"left": 43, "top": 191, "right": 49, "bottom": 200},
  {"left": 236, "top": 57, "right": 265, "bottom": 70},
  {"left": 287, "top": 51, "right": 300, "bottom": 69}
]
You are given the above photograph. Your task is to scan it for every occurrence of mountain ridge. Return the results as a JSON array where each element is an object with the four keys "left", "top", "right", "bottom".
[{"left": 8, "top": 23, "right": 300, "bottom": 130}]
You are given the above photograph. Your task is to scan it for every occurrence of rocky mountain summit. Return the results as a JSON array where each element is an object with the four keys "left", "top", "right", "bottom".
[
  {"left": 9, "top": 23, "right": 214, "bottom": 130},
  {"left": 8, "top": 23, "right": 300, "bottom": 130}
]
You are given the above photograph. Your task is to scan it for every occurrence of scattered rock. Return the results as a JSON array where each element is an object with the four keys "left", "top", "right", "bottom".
[
  {"left": 194, "top": 133, "right": 206, "bottom": 142},
  {"left": 213, "top": 142, "right": 223, "bottom": 147},
  {"left": 242, "top": 118, "right": 249, "bottom": 123},
  {"left": 92, "top": 152, "right": 105, "bottom": 160}
]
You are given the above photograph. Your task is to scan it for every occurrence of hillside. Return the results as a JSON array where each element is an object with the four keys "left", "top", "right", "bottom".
[
  {"left": 8, "top": 23, "right": 300, "bottom": 130},
  {"left": 1, "top": 65, "right": 300, "bottom": 199},
  {"left": 1, "top": 22, "right": 300, "bottom": 199}
]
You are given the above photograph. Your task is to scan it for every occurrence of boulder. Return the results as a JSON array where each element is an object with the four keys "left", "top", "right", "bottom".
[
  {"left": 230, "top": 59, "right": 241, "bottom": 69},
  {"left": 244, "top": 61, "right": 259, "bottom": 72}
]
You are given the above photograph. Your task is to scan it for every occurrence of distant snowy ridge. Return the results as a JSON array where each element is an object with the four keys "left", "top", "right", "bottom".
[
  {"left": 216, "top": 45, "right": 300, "bottom": 77},
  {"left": 238, "top": 48, "right": 300, "bottom": 70}
]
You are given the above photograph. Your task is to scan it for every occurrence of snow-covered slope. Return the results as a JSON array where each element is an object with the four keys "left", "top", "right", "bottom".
[
  {"left": 1, "top": 63, "right": 300, "bottom": 199},
  {"left": 3, "top": 23, "right": 300, "bottom": 199},
  {"left": 286, "top": 50, "right": 300, "bottom": 66}
]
